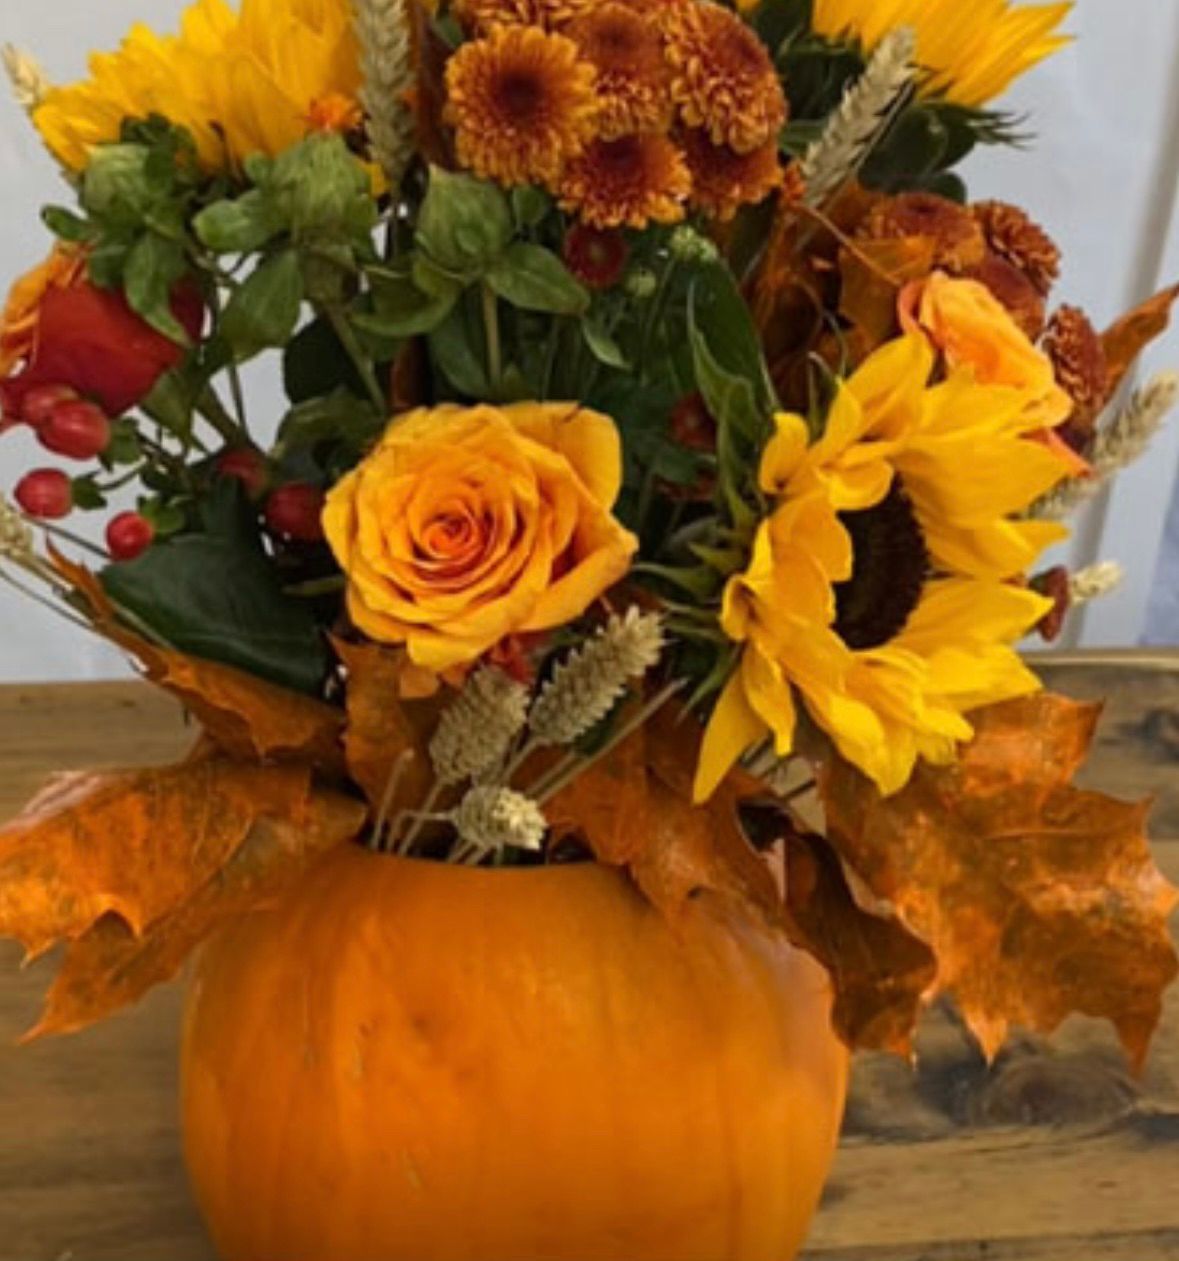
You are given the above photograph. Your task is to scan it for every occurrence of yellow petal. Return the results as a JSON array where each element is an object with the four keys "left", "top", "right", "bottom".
[{"left": 693, "top": 665, "right": 768, "bottom": 804}]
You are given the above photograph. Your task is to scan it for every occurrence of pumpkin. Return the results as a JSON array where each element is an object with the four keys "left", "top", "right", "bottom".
[{"left": 181, "top": 845, "right": 849, "bottom": 1261}]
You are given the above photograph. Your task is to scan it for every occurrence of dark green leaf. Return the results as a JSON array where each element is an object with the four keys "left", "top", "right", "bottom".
[
  {"left": 486, "top": 243, "right": 589, "bottom": 315},
  {"left": 219, "top": 251, "right": 304, "bottom": 360},
  {"left": 276, "top": 389, "right": 383, "bottom": 456},
  {"left": 357, "top": 265, "right": 459, "bottom": 338},
  {"left": 429, "top": 299, "right": 491, "bottom": 398},
  {"left": 70, "top": 477, "right": 107, "bottom": 511},
  {"left": 101, "top": 487, "right": 328, "bottom": 694},
  {"left": 283, "top": 317, "right": 369, "bottom": 405}
]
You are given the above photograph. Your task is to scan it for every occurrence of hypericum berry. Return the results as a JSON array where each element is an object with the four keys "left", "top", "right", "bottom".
[
  {"left": 669, "top": 392, "right": 717, "bottom": 452},
  {"left": 38, "top": 399, "right": 111, "bottom": 461},
  {"left": 216, "top": 447, "right": 269, "bottom": 498},
  {"left": 265, "top": 483, "right": 326, "bottom": 543},
  {"left": 14, "top": 469, "right": 72, "bottom": 520},
  {"left": 105, "top": 511, "right": 155, "bottom": 561},
  {"left": 21, "top": 384, "right": 78, "bottom": 430}
]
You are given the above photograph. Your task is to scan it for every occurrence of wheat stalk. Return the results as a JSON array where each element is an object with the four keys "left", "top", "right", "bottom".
[
  {"left": 801, "top": 27, "right": 916, "bottom": 209},
  {"left": 2, "top": 44, "right": 51, "bottom": 116},
  {"left": 1069, "top": 561, "right": 1124, "bottom": 606},
  {"left": 1032, "top": 373, "right": 1179, "bottom": 519},
  {"left": 353, "top": 0, "right": 416, "bottom": 195}
]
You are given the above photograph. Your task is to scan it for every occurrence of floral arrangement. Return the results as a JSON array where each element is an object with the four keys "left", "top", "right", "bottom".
[{"left": 0, "top": 0, "right": 1177, "bottom": 1071}]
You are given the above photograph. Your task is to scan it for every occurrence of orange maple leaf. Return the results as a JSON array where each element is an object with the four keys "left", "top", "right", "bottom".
[
  {"left": 48, "top": 546, "right": 345, "bottom": 769},
  {"left": 332, "top": 638, "right": 439, "bottom": 812},
  {"left": 23, "top": 790, "right": 365, "bottom": 1039},
  {"left": 821, "top": 693, "right": 1179, "bottom": 1067}
]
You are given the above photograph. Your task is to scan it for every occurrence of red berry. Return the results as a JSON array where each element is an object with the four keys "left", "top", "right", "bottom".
[
  {"left": 216, "top": 447, "right": 269, "bottom": 498},
  {"left": 105, "top": 511, "right": 155, "bottom": 561},
  {"left": 38, "top": 399, "right": 111, "bottom": 461},
  {"left": 14, "top": 469, "right": 72, "bottom": 520},
  {"left": 265, "top": 483, "right": 326, "bottom": 543},
  {"left": 21, "top": 385, "right": 79, "bottom": 430}
]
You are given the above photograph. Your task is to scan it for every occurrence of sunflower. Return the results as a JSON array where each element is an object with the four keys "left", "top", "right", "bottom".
[
  {"left": 558, "top": 132, "right": 689, "bottom": 228},
  {"left": 679, "top": 127, "right": 782, "bottom": 222},
  {"left": 809, "top": 0, "right": 1072, "bottom": 108},
  {"left": 663, "top": 1, "right": 787, "bottom": 154},
  {"left": 694, "top": 334, "right": 1074, "bottom": 803},
  {"left": 33, "top": 0, "right": 361, "bottom": 173},
  {"left": 445, "top": 25, "right": 598, "bottom": 188},
  {"left": 565, "top": 3, "right": 673, "bottom": 140}
]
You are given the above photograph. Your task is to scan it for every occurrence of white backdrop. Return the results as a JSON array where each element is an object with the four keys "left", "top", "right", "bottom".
[{"left": 1, "top": 0, "right": 1178, "bottom": 681}]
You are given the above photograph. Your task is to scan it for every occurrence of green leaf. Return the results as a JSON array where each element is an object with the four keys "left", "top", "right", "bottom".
[
  {"left": 357, "top": 263, "right": 459, "bottom": 339},
  {"left": 105, "top": 420, "right": 144, "bottom": 467},
  {"left": 70, "top": 476, "right": 107, "bottom": 511},
  {"left": 124, "top": 232, "right": 190, "bottom": 344},
  {"left": 582, "top": 318, "right": 629, "bottom": 370},
  {"left": 486, "top": 243, "right": 589, "bottom": 315},
  {"left": 81, "top": 145, "right": 155, "bottom": 221},
  {"left": 141, "top": 361, "right": 205, "bottom": 444},
  {"left": 276, "top": 389, "right": 383, "bottom": 457},
  {"left": 689, "top": 263, "right": 776, "bottom": 418},
  {"left": 410, "top": 253, "right": 463, "bottom": 301},
  {"left": 283, "top": 317, "right": 369, "bottom": 405},
  {"left": 194, "top": 190, "right": 284, "bottom": 254},
  {"left": 511, "top": 185, "right": 552, "bottom": 230},
  {"left": 430, "top": 300, "right": 491, "bottom": 398},
  {"left": 417, "top": 166, "right": 513, "bottom": 276},
  {"left": 42, "top": 206, "right": 94, "bottom": 244},
  {"left": 219, "top": 251, "right": 304, "bottom": 360},
  {"left": 100, "top": 486, "right": 328, "bottom": 695}
]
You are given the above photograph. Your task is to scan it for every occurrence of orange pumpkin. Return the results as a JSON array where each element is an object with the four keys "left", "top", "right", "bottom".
[{"left": 181, "top": 846, "right": 848, "bottom": 1261}]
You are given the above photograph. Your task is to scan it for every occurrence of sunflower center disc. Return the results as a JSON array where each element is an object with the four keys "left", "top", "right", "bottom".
[{"left": 834, "top": 481, "right": 928, "bottom": 651}]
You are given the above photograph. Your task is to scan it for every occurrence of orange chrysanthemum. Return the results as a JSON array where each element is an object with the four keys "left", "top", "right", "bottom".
[
  {"left": 565, "top": 3, "right": 673, "bottom": 139},
  {"left": 663, "top": 2, "right": 786, "bottom": 154},
  {"left": 452, "top": 0, "right": 596, "bottom": 34},
  {"left": 559, "top": 132, "right": 690, "bottom": 228},
  {"left": 445, "top": 25, "right": 598, "bottom": 188},
  {"left": 679, "top": 127, "right": 782, "bottom": 221}
]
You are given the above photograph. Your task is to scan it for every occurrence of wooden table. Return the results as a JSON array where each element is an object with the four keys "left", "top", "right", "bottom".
[{"left": 2, "top": 657, "right": 1178, "bottom": 1261}]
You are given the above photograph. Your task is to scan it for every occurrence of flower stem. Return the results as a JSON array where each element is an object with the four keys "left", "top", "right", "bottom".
[
  {"left": 324, "top": 305, "right": 388, "bottom": 415},
  {"left": 482, "top": 283, "right": 502, "bottom": 391},
  {"left": 531, "top": 681, "right": 686, "bottom": 806}
]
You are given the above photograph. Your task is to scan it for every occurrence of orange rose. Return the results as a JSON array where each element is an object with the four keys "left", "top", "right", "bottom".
[
  {"left": 901, "top": 270, "right": 1086, "bottom": 475},
  {"left": 323, "top": 402, "right": 638, "bottom": 671},
  {"left": 901, "top": 270, "right": 1071, "bottom": 424},
  {"left": 0, "top": 244, "right": 87, "bottom": 377}
]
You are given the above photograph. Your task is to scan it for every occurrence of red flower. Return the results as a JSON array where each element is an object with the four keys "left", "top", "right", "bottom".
[
  {"left": 562, "top": 224, "right": 629, "bottom": 290},
  {"left": 1, "top": 272, "right": 203, "bottom": 421}
]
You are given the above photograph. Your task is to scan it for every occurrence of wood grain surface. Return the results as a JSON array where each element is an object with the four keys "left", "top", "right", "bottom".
[{"left": 0, "top": 661, "right": 1176, "bottom": 1261}]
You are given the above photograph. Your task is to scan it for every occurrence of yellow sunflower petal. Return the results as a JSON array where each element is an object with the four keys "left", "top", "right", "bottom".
[{"left": 693, "top": 664, "right": 768, "bottom": 803}]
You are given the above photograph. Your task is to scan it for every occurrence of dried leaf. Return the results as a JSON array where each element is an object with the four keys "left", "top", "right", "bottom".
[
  {"left": 48, "top": 547, "right": 345, "bottom": 769},
  {"left": 545, "top": 726, "right": 649, "bottom": 865},
  {"left": 839, "top": 236, "right": 935, "bottom": 354},
  {"left": 1102, "top": 282, "right": 1179, "bottom": 400},
  {"left": 24, "top": 789, "right": 365, "bottom": 1040},
  {"left": 333, "top": 638, "right": 435, "bottom": 811},
  {"left": 822, "top": 693, "right": 1179, "bottom": 1067},
  {"left": 0, "top": 761, "right": 315, "bottom": 959},
  {"left": 635, "top": 707, "right": 782, "bottom": 923},
  {"left": 781, "top": 829, "right": 936, "bottom": 1054}
]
